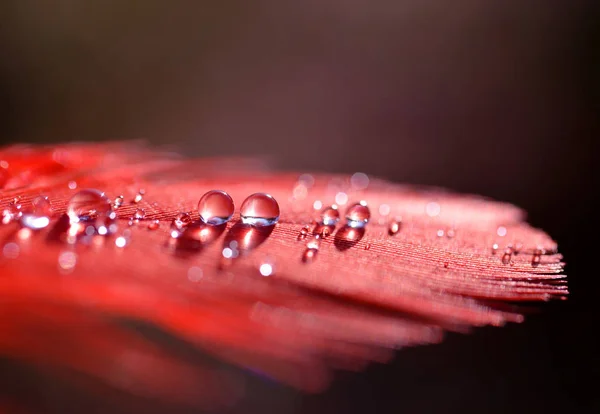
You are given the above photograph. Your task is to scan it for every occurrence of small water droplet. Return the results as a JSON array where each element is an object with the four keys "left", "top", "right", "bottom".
[
  {"left": 3, "top": 242, "right": 19, "bottom": 259},
  {"left": 335, "top": 192, "right": 349, "bottom": 206},
  {"left": 492, "top": 243, "right": 499, "bottom": 254},
  {"left": 425, "top": 202, "right": 440, "bottom": 217},
  {"left": 20, "top": 214, "right": 50, "bottom": 230},
  {"left": 313, "top": 200, "right": 323, "bottom": 210},
  {"left": 240, "top": 193, "right": 280, "bottom": 226},
  {"left": 443, "top": 262, "right": 449, "bottom": 268},
  {"left": 320, "top": 205, "right": 340, "bottom": 226},
  {"left": 2, "top": 202, "right": 22, "bottom": 224},
  {"left": 502, "top": 251, "right": 512, "bottom": 265},
  {"left": 113, "top": 195, "right": 124, "bottom": 209},
  {"left": 497, "top": 226, "right": 507, "bottom": 237},
  {"left": 532, "top": 249, "right": 542, "bottom": 267},
  {"left": 67, "top": 189, "right": 112, "bottom": 223},
  {"left": 134, "top": 208, "right": 146, "bottom": 220},
  {"left": 297, "top": 225, "right": 311, "bottom": 241},
  {"left": 198, "top": 190, "right": 234, "bottom": 225},
  {"left": 259, "top": 263, "right": 274, "bottom": 277},
  {"left": 364, "top": 243, "right": 371, "bottom": 250},
  {"left": 32, "top": 196, "right": 51, "bottom": 216},
  {"left": 68, "top": 181, "right": 77, "bottom": 190},
  {"left": 302, "top": 248, "right": 318, "bottom": 263},
  {"left": 345, "top": 201, "right": 370, "bottom": 228},
  {"left": 172, "top": 212, "right": 192, "bottom": 229},
  {"left": 133, "top": 193, "right": 143, "bottom": 203},
  {"left": 446, "top": 229, "right": 455, "bottom": 238},
  {"left": 350, "top": 172, "right": 369, "bottom": 190},
  {"left": 436, "top": 229, "right": 445, "bottom": 237},
  {"left": 388, "top": 220, "right": 401, "bottom": 236},
  {"left": 148, "top": 220, "right": 160, "bottom": 230},
  {"left": 306, "top": 235, "right": 321, "bottom": 250}
]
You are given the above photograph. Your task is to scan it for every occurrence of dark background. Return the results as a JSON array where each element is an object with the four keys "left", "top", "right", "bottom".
[{"left": 1, "top": 1, "right": 598, "bottom": 413}]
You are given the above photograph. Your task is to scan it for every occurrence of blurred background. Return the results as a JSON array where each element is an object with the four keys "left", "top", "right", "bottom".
[{"left": 0, "top": 1, "right": 598, "bottom": 413}]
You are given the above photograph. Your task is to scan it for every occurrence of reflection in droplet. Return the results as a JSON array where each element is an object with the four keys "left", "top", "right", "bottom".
[
  {"left": 497, "top": 226, "right": 507, "bottom": 237},
  {"left": 32, "top": 196, "right": 52, "bottom": 216},
  {"left": 240, "top": 193, "right": 280, "bottom": 226},
  {"left": 148, "top": 220, "right": 160, "bottom": 230},
  {"left": 335, "top": 192, "right": 348, "bottom": 206},
  {"left": 320, "top": 205, "right": 340, "bottom": 226},
  {"left": 426, "top": 202, "right": 441, "bottom": 217},
  {"left": 388, "top": 220, "right": 401, "bottom": 236},
  {"left": 223, "top": 222, "right": 274, "bottom": 254},
  {"left": 345, "top": 201, "right": 370, "bottom": 228},
  {"left": 3, "top": 242, "right": 19, "bottom": 259},
  {"left": 133, "top": 193, "right": 143, "bottom": 204},
  {"left": 67, "top": 189, "right": 112, "bottom": 223},
  {"left": 334, "top": 225, "right": 365, "bottom": 251},
  {"left": 198, "top": 190, "right": 234, "bottom": 225},
  {"left": 20, "top": 214, "right": 50, "bottom": 230},
  {"left": 259, "top": 263, "right": 273, "bottom": 277},
  {"left": 350, "top": 172, "right": 369, "bottom": 190},
  {"left": 58, "top": 251, "right": 77, "bottom": 272},
  {"left": 178, "top": 222, "right": 226, "bottom": 251}
]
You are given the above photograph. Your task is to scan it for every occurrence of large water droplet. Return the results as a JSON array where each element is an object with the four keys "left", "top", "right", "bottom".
[
  {"left": 345, "top": 201, "right": 370, "bottom": 228},
  {"left": 320, "top": 205, "right": 340, "bottom": 226},
  {"left": 198, "top": 190, "right": 234, "bottom": 225},
  {"left": 240, "top": 193, "right": 280, "bottom": 226},
  {"left": 67, "top": 189, "right": 112, "bottom": 223},
  {"left": 32, "top": 196, "right": 51, "bottom": 216}
]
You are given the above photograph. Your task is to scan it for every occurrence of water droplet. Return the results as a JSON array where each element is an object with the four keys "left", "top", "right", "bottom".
[
  {"left": 58, "top": 251, "right": 77, "bottom": 272},
  {"left": 240, "top": 193, "right": 280, "bottom": 226},
  {"left": 313, "top": 223, "right": 334, "bottom": 238},
  {"left": 20, "top": 215, "right": 50, "bottom": 230},
  {"left": 113, "top": 195, "right": 124, "bottom": 209},
  {"left": 335, "top": 192, "right": 348, "bottom": 206},
  {"left": 388, "top": 220, "right": 401, "bottom": 236},
  {"left": 443, "top": 262, "right": 449, "bottom": 269},
  {"left": 148, "top": 220, "right": 160, "bottom": 230},
  {"left": 364, "top": 243, "right": 371, "bottom": 250},
  {"left": 492, "top": 243, "right": 499, "bottom": 254},
  {"left": 345, "top": 201, "right": 370, "bottom": 228},
  {"left": 297, "top": 225, "right": 311, "bottom": 241},
  {"left": 502, "top": 251, "right": 512, "bottom": 265},
  {"left": 67, "top": 189, "right": 112, "bottom": 223},
  {"left": 320, "top": 205, "right": 340, "bottom": 226},
  {"left": 133, "top": 193, "right": 143, "bottom": 203},
  {"left": 532, "top": 249, "right": 542, "bottom": 267},
  {"left": 350, "top": 172, "right": 369, "bottom": 190},
  {"left": 497, "top": 226, "right": 507, "bottom": 237},
  {"left": 115, "top": 236, "right": 128, "bottom": 248},
  {"left": 436, "top": 229, "right": 445, "bottom": 237},
  {"left": 313, "top": 200, "right": 323, "bottom": 210},
  {"left": 32, "top": 196, "right": 51, "bottom": 216},
  {"left": 426, "top": 202, "right": 441, "bottom": 217},
  {"left": 173, "top": 212, "right": 192, "bottom": 229},
  {"left": 306, "top": 235, "right": 321, "bottom": 250},
  {"left": 187, "top": 266, "right": 203, "bottom": 282},
  {"left": 198, "top": 190, "right": 234, "bottom": 225},
  {"left": 259, "top": 263, "right": 273, "bottom": 277},
  {"left": 68, "top": 181, "right": 77, "bottom": 190},
  {"left": 2, "top": 202, "right": 22, "bottom": 224},
  {"left": 302, "top": 248, "right": 318, "bottom": 263},
  {"left": 378, "top": 204, "right": 391, "bottom": 216},
  {"left": 134, "top": 208, "right": 146, "bottom": 220},
  {"left": 3, "top": 242, "right": 19, "bottom": 259}
]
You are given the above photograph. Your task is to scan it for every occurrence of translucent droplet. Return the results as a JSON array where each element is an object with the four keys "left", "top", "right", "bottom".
[
  {"left": 20, "top": 214, "right": 50, "bottom": 230},
  {"left": 350, "top": 172, "right": 369, "bottom": 190},
  {"left": 345, "top": 201, "right": 370, "bottom": 228},
  {"left": 113, "top": 195, "right": 124, "bottom": 209},
  {"left": 497, "top": 226, "right": 507, "bottom": 237},
  {"left": 148, "top": 220, "right": 160, "bottom": 230},
  {"left": 388, "top": 220, "right": 401, "bottom": 236},
  {"left": 198, "top": 190, "right": 234, "bottom": 225},
  {"left": 297, "top": 225, "right": 311, "bottom": 241},
  {"left": 306, "top": 235, "right": 321, "bottom": 250},
  {"left": 32, "top": 196, "right": 51, "bottom": 216},
  {"left": 133, "top": 193, "right": 143, "bottom": 204},
  {"left": 425, "top": 202, "right": 440, "bottom": 217},
  {"left": 320, "top": 205, "right": 340, "bottom": 226},
  {"left": 173, "top": 212, "right": 192, "bottom": 229},
  {"left": 259, "top": 263, "right": 273, "bottom": 277},
  {"left": 502, "top": 251, "right": 512, "bottom": 265},
  {"left": 67, "top": 189, "right": 112, "bottom": 223},
  {"left": 58, "top": 251, "right": 77, "bottom": 272},
  {"left": 134, "top": 208, "right": 146, "bottom": 220},
  {"left": 302, "top": 248, "right": 318, "bottom": 263},
  {"left": 240, "top": 193, "right": 280, "bottom": 226}
]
